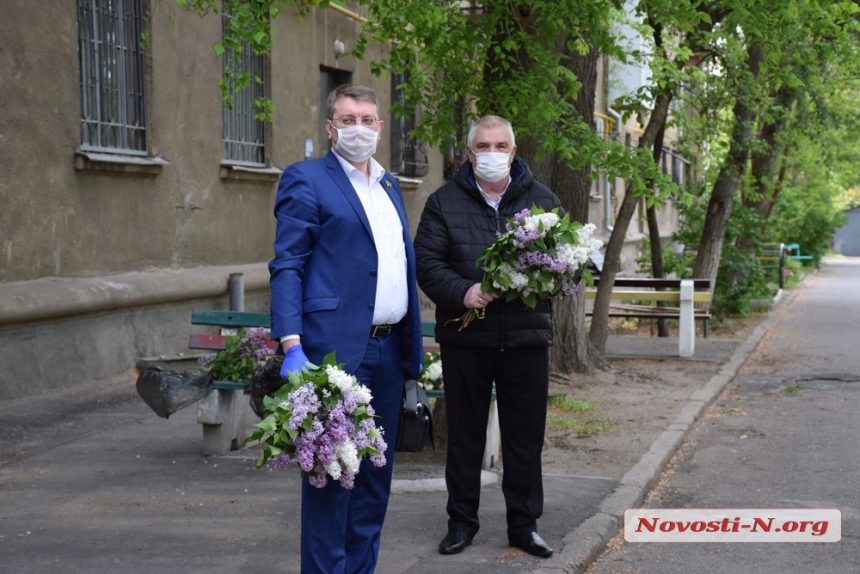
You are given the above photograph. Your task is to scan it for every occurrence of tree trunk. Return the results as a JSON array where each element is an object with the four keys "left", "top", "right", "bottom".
[
  {"left": 693, "top": 44, "right": 767, "bottom": 288},
  {"left": 589, "top": 89, "right": 674, "bottom": 354},
  {"left": 648, "top": 126, "right": 669, "bottom": 337},
  {"left": 507, "top": 13, "right": 603, "bottom": 373}
]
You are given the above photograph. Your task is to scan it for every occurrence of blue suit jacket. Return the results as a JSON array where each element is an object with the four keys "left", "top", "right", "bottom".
[{"left": 268, "top": 151, "right": 423, "bottom": 380}]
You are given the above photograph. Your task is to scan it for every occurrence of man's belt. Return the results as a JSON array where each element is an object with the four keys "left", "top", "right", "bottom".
[{"left": 370, "top": 324, "right": 397, "bottom": 338}]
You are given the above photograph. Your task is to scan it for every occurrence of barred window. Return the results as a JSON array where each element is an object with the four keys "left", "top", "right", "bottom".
[
  {"left": 77, "top": 0, "right": 147, "bottom": 154},
  {"left": 389, "top": 71, "right": 428, "bottom": 178},
  {"left": 222, "top": 19, "right": 267, "bottom": 166}
]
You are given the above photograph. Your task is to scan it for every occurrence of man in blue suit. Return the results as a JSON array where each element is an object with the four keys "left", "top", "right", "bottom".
[{"left": 269, "top": 84, "right": 423, "bottom": 573}]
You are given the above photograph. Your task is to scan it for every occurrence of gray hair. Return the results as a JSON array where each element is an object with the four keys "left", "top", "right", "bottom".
[
  {"left": 467, "top": 115, "right": 516, "bottom": 149},
  {"left": 325, "top": 84, "right": 379, "bottom": 119}
]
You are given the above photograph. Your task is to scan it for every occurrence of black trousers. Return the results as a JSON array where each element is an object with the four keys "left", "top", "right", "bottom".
[{"left": 440, "top": 343, "right": 549, "bottom": 537}]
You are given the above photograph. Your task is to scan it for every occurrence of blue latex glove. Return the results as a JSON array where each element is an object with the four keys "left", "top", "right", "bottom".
[{"left": 280, "top": 344, "right": 310, "bottom": 379}]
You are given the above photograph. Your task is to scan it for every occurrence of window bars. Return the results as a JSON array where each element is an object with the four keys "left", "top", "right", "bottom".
[
  {"left": 77, "top": 0, "right": 147, "bottom": 155},
  {"left": 222, "top": 17, "right": 267, "bottom": 167}
]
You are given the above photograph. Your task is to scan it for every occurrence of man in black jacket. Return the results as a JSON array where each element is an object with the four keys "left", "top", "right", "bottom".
[{"left": 413, "top": 115, "right": 561, "bottom": 558}]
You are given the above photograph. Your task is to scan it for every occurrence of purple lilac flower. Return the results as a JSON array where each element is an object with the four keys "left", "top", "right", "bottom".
[
  {"left": 339, "top": 472, "right": 356, "bottom": 490},
  {"left": 325, "top": 403, "right": 350, "bottom": 442},
  {"left": 288, "top": 384, "right": 321, "bottom": 431},
  {"left": 517, "top": 251, "right": 567, "bottom": 274},
  {"left": 315, "top": 433, "right": 335, "bottom": 466},
  {"left": 308, "top": 473, "right": 328, "bottom": 488},
  {"left": 340, "top": 391, "right": 358, "bottom": 414},
  {"left": 513, "top": 226, "right": 542, "bottom": 248},
  {"left": 294, "top": 440, "right": 317, "bottom": 472},
  {"left": 274, "top": 454, "right": 291, "bottom": 470}
]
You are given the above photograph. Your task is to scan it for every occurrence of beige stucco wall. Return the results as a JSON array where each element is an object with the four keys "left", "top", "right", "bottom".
[
  {"left": 0, "top": 1, "right": 444, "bottom": 286},
  {"left": 0, "top": 1, "right": 445, "bottom": 400}
]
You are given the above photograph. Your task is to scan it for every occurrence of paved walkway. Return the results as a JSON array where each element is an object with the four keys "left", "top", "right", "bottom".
[{"left": 0, "top": 297, "right": 791, "bottom": 574}]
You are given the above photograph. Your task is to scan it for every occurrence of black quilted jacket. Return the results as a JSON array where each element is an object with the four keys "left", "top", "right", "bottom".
[{"left": 413, "top": 157, "right": 563, "bottom": 348}]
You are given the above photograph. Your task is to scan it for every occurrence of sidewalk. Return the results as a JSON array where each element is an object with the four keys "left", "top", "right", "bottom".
[{"left": 0, "top": 295, "right": 792, "bottom": 574}]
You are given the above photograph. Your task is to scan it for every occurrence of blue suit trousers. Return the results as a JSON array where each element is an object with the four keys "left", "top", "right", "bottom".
[{"left": 300, "top": 331, "right": 403, "bottom": 574}]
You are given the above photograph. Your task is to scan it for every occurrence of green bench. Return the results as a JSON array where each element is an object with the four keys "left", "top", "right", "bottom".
[{"left": 189, "top": 309, "right": 274, "bottom": 455}]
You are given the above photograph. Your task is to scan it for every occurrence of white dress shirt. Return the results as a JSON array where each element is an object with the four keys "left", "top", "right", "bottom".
[{"left": 333, "top": 153, "right": 408, "bottom": 326}]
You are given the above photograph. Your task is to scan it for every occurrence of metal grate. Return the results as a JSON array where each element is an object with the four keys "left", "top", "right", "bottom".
[
  {"left": 222, "top": 17, "right": 267, "bottom": 166},
  {"left": 77, "top": 0, "right": 148, "bottom": 154}
]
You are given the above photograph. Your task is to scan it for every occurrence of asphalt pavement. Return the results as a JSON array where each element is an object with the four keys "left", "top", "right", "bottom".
[
  {"left": 0, "top": 285, "right": 792, "bottom": 574},
  {"left": 585, "top": 257, "right": 860, "bottom": 574}
]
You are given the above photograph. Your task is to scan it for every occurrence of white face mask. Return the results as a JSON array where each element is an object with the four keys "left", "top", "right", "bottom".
[
  {"left": 331, "top": 124, "right": 379, "bottom": 162},
  {"left": 473, "top": 151, "right": 511, "bottom": 183}
]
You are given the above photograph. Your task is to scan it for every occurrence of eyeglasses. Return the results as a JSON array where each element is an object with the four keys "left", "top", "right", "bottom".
[{"left": 330, "top": 116, "right": 379, "bottom": 128}]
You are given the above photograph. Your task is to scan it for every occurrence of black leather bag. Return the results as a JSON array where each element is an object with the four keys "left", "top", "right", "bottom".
[{"left": 395, "top": 379, "right": 435, "bottom": 452}]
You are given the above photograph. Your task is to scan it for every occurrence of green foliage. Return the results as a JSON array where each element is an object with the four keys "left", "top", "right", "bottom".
[
  {"left": 635, "top": 237, "right": 695, "bottom": 279},
  {"left": 203, "top": 328, "right": 273, "bottom": 384}
]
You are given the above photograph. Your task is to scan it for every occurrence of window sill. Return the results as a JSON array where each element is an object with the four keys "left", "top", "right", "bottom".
[
  {"left": 393, "top": 175, "right": 423, "bottom": 192},
  {"left": 74, "top": 151, "right": 170, "bottom": 176},
  {"left": 220, "top": 163, "right": 282, "bottom": 184}
]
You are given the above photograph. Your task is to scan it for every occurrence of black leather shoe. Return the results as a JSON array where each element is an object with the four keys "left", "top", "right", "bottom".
[
  {"left": 438, "top": 530, "right": 475, "bottom": 555},
  {"left": 508, "top": 531, "right": 553, "bottom": 558}
]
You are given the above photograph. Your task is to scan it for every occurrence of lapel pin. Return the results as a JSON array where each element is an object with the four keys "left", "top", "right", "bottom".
[{"left": 385, "top": 181, "right": 392, "bottom": 188}]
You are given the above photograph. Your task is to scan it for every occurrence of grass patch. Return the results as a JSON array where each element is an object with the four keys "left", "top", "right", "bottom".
[
  {"left": 546, "top": 395, "right": 614, "bottom": 437},
  {"left": 781, "top": 384, "right": 810, "bottom": 394}
]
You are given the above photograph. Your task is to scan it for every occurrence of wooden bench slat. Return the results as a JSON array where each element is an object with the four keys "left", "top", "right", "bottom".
[
  {"left": 188, "top": 333, "right": 279, "bottom": 352},
  {"left": 603, "top": 311, "right": 712, "bottom": 319},
  {"left": 593, "top": 278, "right": 711, "bottom": 289},
  {"left": 191, "top": 310, "right": 270, "bottom": 328},
  {"left": 585, "top": 289, "right": 712, "bottom": 302},
  {"left": 188, "top": 333, "right": 228, "bottom": 351}
]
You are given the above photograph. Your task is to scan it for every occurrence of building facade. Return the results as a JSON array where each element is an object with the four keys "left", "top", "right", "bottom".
[{"left": 0, "top": 1, "right": 688, "bottom": 400}]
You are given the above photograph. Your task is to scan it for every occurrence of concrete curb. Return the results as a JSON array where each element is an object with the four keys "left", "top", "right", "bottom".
[{"left": 547, "top": 285, "right": 802, "bottom": 573}]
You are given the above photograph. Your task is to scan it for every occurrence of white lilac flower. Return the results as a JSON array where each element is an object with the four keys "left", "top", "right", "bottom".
[
  {"left": 340, "top": 440, "right": 361, "bottom": 474},
  {"left": 578, "top": 222, "right": 597, "bottom": 242},
  {"left": 326, "top": 365, "right": 355, "bottom": 392},
  {"left": 493, "top": 264, "right": 530, "bottom": 292},
  {"left": 425, "top": 361, "right": 442, "bottom": 381},
  {"left": 536, "top": 212, "right": 560, "bottom": 230},
  {"left": 350, "top": 384, "right": 372, "bottom": 405}
]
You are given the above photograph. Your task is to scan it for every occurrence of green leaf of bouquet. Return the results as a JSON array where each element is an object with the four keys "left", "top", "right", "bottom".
[
  {"left": 300, "top": 414, "right": 314, "bottom": 432},
  {"left": 583, "top": 271, "right": 595, "bottom": 288},
  {"left": 523, "top": 293, "right": 537, "bottom": 309},
  {"left": 494, "top": 273, "right": 514, "bottom": 288},
  {"left": 257, "top": 416, "right": 278, "bottom": 432}
]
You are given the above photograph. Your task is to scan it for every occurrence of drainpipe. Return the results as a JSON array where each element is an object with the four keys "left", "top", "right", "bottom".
[{"left": 605, "top": 105, "right": 623, "bottom": 232}]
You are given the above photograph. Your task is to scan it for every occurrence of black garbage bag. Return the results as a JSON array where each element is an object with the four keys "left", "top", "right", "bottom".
[
  {"left": 249, "top": 355, "right": 287, "bottom": 419},
  {"left": 136, "top": 366, "right": 214, "bottom": 419}
]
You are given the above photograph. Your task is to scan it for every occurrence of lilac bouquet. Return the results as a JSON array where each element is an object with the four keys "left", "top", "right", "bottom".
[
  {"left": 200, "top": 327, "right": 274, "bottom": 384},
  {"left": 450, "top": 206, "right": 603, "bottom": 330},
  {"left": 246, "top": 352, "right": 387, "bottom": 489}
]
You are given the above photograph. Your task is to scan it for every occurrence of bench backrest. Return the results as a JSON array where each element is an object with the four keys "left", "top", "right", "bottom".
[
  {"left": 592, "top": 277, "right": 711, "bottom": 290},
  {"left": 189, "top": 310, "right": 275, "bottom": 352}
]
